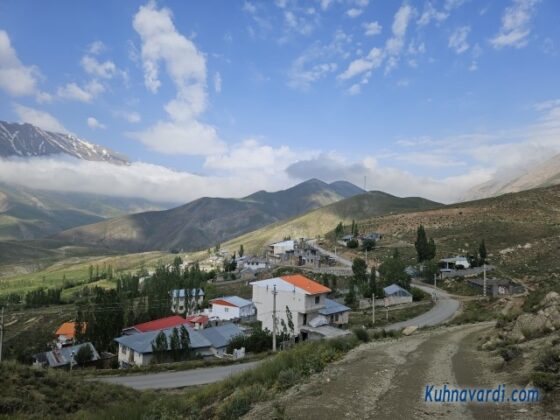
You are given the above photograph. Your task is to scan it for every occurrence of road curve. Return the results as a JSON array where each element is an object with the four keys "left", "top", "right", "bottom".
[{"left": 93, "top": 360, "right": 260, "bottom": 390}]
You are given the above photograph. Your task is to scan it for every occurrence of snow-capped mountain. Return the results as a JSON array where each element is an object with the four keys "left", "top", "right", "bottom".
[{"left": 0, "top": 121, "right": 128, "bottom": 164}]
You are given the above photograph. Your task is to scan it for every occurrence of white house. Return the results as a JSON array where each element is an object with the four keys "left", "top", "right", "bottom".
[
  {"left": 267, "top": 240, "right": 295, "bottom": 257},
  {"left": 209, "top": 296, "right": 255, "bottom": 320},
  {"left": 251, "top": 274, "right": 332, "bottom": 337},
  {"left": 114, "top": 323, "right": 244, "bottom": 367},
  {"left": 170, "top": 288, "right": 205, "bottom": 315},
  {"left": 242, "top": 257, "right": 270, "bottom": 271},
  {"left": 439, "top": 256, "right": 471, "bottom": 271}
]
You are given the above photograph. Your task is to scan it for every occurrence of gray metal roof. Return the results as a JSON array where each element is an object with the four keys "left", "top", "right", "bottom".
[
  {"left": 319, "top": 298, "right": 351, "bottom": 316},
  {"left": 115, "top": 323, "right": 244, "bottom": 354},
  {"left": 383, "top": 283, "right": 412, "bottom": 297},
  {"left": 35, "top": 342, "right": 100, "bottom": 368},
  {"left": 199, "top": 323, "right": 244, "bottom": 349}
]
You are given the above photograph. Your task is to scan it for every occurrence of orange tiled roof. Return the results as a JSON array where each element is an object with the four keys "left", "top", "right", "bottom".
[
  {"left": 210, "top": 298, "right": 237, "bottom": 308},
  {"left": 55, "top": 322, "right": 86, "bottom": 338},
  {"left": 281, "top": 274, "right": 331, "bottom": 295}
]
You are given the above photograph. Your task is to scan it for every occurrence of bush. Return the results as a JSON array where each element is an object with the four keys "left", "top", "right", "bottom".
[
  {"left": 75, "top": 344, "right": 94, "bottom": 365},
  {"left": 277, "top": 368, "right": 301, "bottom": 390},
  {"left": 531, "top": 372, "right": 558, "bottom": 392},
  {"left": 499, "top": 345, "right": 522, "bottom": 362},
  {"left": 411, "top": 287, "right": 429, "bottom": 302},
  {"left": 346, "top": 239, "right": 359, "bottom": 249},
  {"left": 353, "top": 328, "right": 369, "bottom": 343},
  {"left": 536, "top": 348, "right": 560, "bottom": 374}
]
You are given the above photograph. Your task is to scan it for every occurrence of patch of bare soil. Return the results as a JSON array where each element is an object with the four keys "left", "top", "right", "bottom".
[{"left": 245, "top": 323, "right": 556, "bottom": 420}]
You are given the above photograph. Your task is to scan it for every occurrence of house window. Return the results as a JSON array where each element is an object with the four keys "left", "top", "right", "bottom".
[
  {"left": 303, "top": 314, "right": 307, "bottom": 325},
  {"left": 314, "top": 296, "right": 320, "bottom": 305},
  {"left": 224, "top": 307, "right": 229, "bottom": 312},
  {"left": 121, "top": 346, "right": 127, "bottom": 355}
]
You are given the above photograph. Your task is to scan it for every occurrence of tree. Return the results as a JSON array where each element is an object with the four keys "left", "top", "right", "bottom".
[
  {"left": 88, "top": 265, "right": 94, "bottom": 282},
  {"left": 173, "top": 256, "right": 183, "bottom": 271},
  {"left": 379, "top": 249, "right": 410, "bottom": 290},
  {"left": 427, "top": 238, "right": 436, "bottom": 260},
  {"left": 422, "top": 260, "right": 439, "bottom": 284},
  {"left": 346, "top": 239, "right": 359, "bottom": 249},
  {"left": 345, "top": 282, "right": 356, "bottom": 306},
  {"left": 366, "top": 268, "right": 384, "bottom": 299},
  {"left": 352, "top": 258, "right": 368, "bottom": 293},
  {"left": 75, "top": 344, "right": 93, "bottom": 366},
  {"left": 286, "top": 306, "right": 295, "bottom": 336},
  {"left": 362, "top": 238, "right": 376, "bottom": 252},
  {"left": 479, "top": 239, "right": 487, "bottom": 265},
  {"left": 335, "top": 222, "right": 344, "bottom": 238},
  {"left": 214, "top": 243, "right": 221, "bottom": 253},
  {"left": 169, "top": 327, "right": 181, "bottom": 361},
  {"left": 151, "top": 331, "right": 169, "bottom": 363},
  {"left": 74, "top": 309, "right": 86, "bottom": 343},
  {"left": 179, "top": 325, "right": 190, "bottom": 359},
  {"left": 415, "top": 225, "right": 429, "bottom": 262},
  {"left": 239, "top": 244, "right": 244, "bottom": 258}
]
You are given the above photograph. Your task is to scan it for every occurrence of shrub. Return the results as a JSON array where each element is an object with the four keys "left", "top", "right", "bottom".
[
  {"left": 346, "top": 239, "right": 359, "bottom": 249},
  {"left": 499, "top": 345, "right": 522, "bottom": 362},
  {"left": 75, "top": 344, "right": 94, "bottom": 365},
  {"left": 277, "top": 368, "right": 301, "bottom": 390},
  {"left": 531, "top": 372, "right": 558, "bottom": 392},
  {"left": 353, "top": 327, "right": 369, "bottom": 343},
  {"left": 536, "top": 348, "right": 560, "bottom": 374},
  {"left": 411, "top": 287, "right": 429, "bottom": 302}
]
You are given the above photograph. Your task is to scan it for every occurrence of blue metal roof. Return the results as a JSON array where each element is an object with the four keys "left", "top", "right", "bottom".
[
  {"left": 383, "top": 283, "right": 412, "bottom": 297},
  {"left": 35, "top": 342, "right": 100, "bottom": 367},
  {"left": 319, "top": 298, "right": 351, "bottom": 316},
  {"left": 114, "top": 323, "right": 244, "bottom": 354}
]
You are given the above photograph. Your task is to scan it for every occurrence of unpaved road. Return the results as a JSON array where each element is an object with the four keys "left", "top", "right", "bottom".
[{"left": 246, "top": 323, "right": 554, "bottom": 420}]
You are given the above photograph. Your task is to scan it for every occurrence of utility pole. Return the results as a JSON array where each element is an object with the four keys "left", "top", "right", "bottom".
[
  {"left": 483, "top": 263, "right": 487, "bottom": 298},
  {"left": 0, "top": 306, "right": 4, "bottom": 363},
  {"left": 371, "top": 293, "right": 375, "bottom": 325},
  {"left": 272, "top": 285, "right": 277, "bottom": 352},
  {"left": 433, "top": 273, "right": 437, "bottom": 289}
]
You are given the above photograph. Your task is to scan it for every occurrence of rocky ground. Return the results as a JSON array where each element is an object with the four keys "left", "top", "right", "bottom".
[{"left": 245, "top": 323, "right": 557, "bottom": 420}]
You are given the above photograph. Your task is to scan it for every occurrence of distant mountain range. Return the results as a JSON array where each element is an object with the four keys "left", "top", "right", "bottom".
[
  {"left": 222, "top": 190, "right": 443, "bottom": 253},
  {"left": 0, "top": 183, "right": 173, "bottom": 241},
  {"left": 463, "top": 153, "right": 560, "bottom": 201},
  {"left": 0, "top": 120, "right": 127, "bottom": 164},
  {"left": 54, "top": 179, "right": 367, "bottom": 252}
]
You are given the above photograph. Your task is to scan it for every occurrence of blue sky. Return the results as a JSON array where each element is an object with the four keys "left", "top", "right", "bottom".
[{"left": 0, "top": 0, "right": 559, "bottom": 203}]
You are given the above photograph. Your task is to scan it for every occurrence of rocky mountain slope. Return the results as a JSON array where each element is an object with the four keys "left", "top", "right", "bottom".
[
  {"left": 463, "top": 153, "right": 560, "bottom": 200},
  {"left": 54, "top": 179, "right": 366, "bottom": 252},
  {"left": 0, "top": 120, "right": 127, "bottom": 164}
]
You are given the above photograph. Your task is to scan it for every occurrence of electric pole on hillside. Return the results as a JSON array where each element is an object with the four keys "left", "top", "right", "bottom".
[
  {"left": 371, "top": 293, "right": 375, "bottom": 325},
  {"left": 434, "top": 273, "right": 437, "bottom": 289},
  {"left": 272, "top": 284, "right": 278, "bottom": 352},
  {"left": 0, "top": 306, "right": 4, "bottom": 363},
  {"left": 483, "top": 263, "right": 487, "bottom": 298}
]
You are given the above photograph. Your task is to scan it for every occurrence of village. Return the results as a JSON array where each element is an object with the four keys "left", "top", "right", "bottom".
[{"left": 27, "top": 226, "right": 525, "bottom": 373}]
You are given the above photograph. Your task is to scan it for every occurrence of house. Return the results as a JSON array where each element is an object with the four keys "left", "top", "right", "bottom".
[
  {"left": 439, "top": 256, "right": 471, "bottom": 271},
  {"left": 170, "top": 288, "right": 205, "bottom": 315},
  {"left": 33, "top": 342, "right": 100, "bottom": 369},
  {"left": 467, "top": 278, "right": 525, "bottom": 297},
  {"left": 379, "top": 284, "right": 413, "bottom": 306},
  {"left": 185, "top": 314, "right": 209, "bottom": 330},
  {"left": 209, "top": 296, "right": 255, "bottom": 321},
  {"left": 267, "top": 240, "right": 295, "bottom": 258},
  {"left": 362, "top": 232, "right": 382, "bottom": 242},
  {"left": 251, "top": 274, "right": 331, "bottom": 337},
  {"left": 55, "top": 322, "right": 87, "bottom": 347},
  {"left": 122, "top": 315, "right": 190, "bottom": 335},
  {"left": 243, "top": 257, "right": 270, "bottom": 271},
  {"left": 340, "top": 234, "right": 354, "bottom": 243},
  {"left": 317, "top": 299, "right": 351, "bottom": 327},
  {"left": 114, "top": 323, "right": 244, "bottom": 367}
]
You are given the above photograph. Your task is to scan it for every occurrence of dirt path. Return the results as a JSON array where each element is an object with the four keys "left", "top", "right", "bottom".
[{"left": 245, "top": 323, "right": 553, "bottom": 420}]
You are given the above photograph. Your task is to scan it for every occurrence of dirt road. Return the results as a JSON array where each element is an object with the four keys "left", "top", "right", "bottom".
[{"left": 246, "top": 323, "right": 553, "bottom": 419}]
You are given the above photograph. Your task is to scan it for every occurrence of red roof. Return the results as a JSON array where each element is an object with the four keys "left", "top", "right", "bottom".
[
  {"left": 281, "top": 274, "right": 331, "bottom": 295},
  {"left": 185, "top": 315, "right": 209, "bottom": 327},
  {"left": 131, "top": 316, "right": 187, "bottom": 333},
  {"left": 55, "top": 322, "right": 87, "bottom": 338},
  {"left": 210, "top": 298, "right": 237, "bottom": 308}
]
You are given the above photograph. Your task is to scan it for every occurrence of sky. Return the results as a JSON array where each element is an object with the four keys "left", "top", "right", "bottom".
[{"left": 0, "top": 0, "right": 559, "bottom": 204}]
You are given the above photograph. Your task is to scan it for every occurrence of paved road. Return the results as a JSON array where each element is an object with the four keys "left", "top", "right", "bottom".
[
  {"left": 94, "top": 361, "right": 260, "bottom": 390},
  {"left": 385, "top": 284, "right": 460, "bottom": 331}
]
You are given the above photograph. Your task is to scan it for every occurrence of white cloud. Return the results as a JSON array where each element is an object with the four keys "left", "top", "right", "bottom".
[
  {"left": 338, "top": 47, "right": 383, "bottom": 80},
  {"left": 114, "top": 110, "right": 141, "bottom": 123},
  {"left": 288, "top": 30, "right": 351, "bottom": 90},
  {"left": 363, "top": 21, "right": 382, "bottom": 36},
  {"left": 87, "top": 41, "right": 106, "bottom": 55},
  {"left": 81, "top": 55, "right": 118, "bottom": 79},
  {"left": 0, "top": 30, "right": 48, "bottom": 101},
  {"left": 214, "top": 72, "right": 222, "bottom": 93},
  {"left": 490, "top": 0, "right": 540, "bottom": 49},
  {"left": 130, "top": 1, "right": 225, "bottom": 155},
  {"left": 449, "top": 26, "right": 471, "bottom": 54},
  {"left": 417, "top": 1, "right": 448, "bottom": 26},
  {"left": 57, "top": 80, "right": 105, "bottom": 102},
  {"left": 87, "top": 117, "right": 106, "bottom": 130},
  {"left": 13, "top": 104, "right": 68, "bottom": 133},
  {"left": 346, "top": 8, "right": 363, "bottom": 18}
]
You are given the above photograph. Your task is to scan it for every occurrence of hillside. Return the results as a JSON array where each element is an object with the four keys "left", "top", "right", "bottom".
[
  {"left": 222, "top": 191, "right": 442, "bottom": 252},
  {"left": 464, "top": 153, "right": 560, "bottom": 200},
  {"left": 54, "top": 179, "right": 365, "bottom": 252},
  {"left": 0, "top": 183, "right": 173, "bottom": 240},
  {"left": 0, "top": 120, "right": 127, "bottom": 164}
]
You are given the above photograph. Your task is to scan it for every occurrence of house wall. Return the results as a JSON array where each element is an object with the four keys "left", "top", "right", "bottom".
[
  {"left": 118, "top": 344, "right": 152, "bottom": 367},
  {"left": 375, "top": 295, "right": 413, "bottom": 307},
  {"left": 327, "top": 311, "right": 349, "bottom": 326},
  {"left": 211, "top": 303, "right": 241, "bottom": 320}
]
